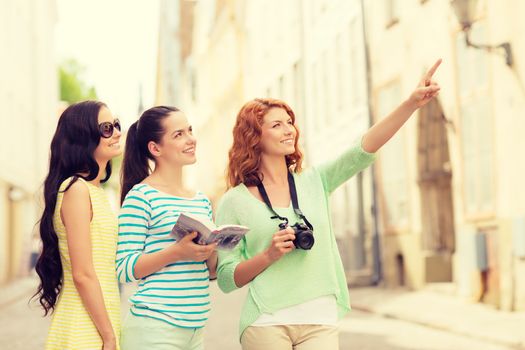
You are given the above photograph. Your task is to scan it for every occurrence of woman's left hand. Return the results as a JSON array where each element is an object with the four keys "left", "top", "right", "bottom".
[{"left": 407, "top": 58, "right": 442, "bottom": 109}]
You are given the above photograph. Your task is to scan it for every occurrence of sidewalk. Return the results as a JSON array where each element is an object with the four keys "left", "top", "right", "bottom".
[
  {"left": 0, "top": 275, "right": 38, "bottom": 310},
  {"left": 348, "top": 285, "right": 525, "bottom": 350},
  {"left": 3, "top": 277, "right": 524, "bottom": 349}
]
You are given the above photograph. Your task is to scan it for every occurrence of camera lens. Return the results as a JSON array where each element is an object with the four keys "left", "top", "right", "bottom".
[{"left": 291, "top": 223, "right": 315, "bottom": 250}]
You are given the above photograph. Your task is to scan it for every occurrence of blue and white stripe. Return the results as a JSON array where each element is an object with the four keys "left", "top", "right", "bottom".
[{"left": 117, "top": 184, "right": 213, "bottom": 328}]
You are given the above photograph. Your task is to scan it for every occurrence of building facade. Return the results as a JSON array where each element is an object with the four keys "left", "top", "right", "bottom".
[
  {"left": 166, "top": 0, "right": 378, "bottom": 280},
  {"left": 0, "top": 0, "right": 58, "bottom": 284},
  {"left": 162, "top": 0, "right": 525, "bottom": 310},
  {"left": 367, "top": 0, "right": 525, "bottom": 310}
]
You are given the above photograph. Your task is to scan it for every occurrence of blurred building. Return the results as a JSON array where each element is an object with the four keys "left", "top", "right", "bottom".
[
  {"left": 186, "top": 0, "right": 246, "bottom": 201},
  {"left": 156, "top": 0, "right": 246, "bottom": 203},
  {"left": 239, "top": 0, "right": 379, "bottom": 283},
  {"left": 156, "top": 0, "right": 184, "bottom": 107},
  {"left": 158, "top": 0, "right": 380, "bottom": 283},
  {"left": 159, "top": 0, "right": 525, "bottom": 311},
  {"left": 0, "top": 0, "right": 58, "bottom": 284},
  {"left": 366, "top": 0, "right": 525, "bottom": 311}
]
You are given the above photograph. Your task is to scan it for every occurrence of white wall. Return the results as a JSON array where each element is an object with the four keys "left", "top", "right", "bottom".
[{"left": 0, "top": 0, "right": 58, "bottom": 282}]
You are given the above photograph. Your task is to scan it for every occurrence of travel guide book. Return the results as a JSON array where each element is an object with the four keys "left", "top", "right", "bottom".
[{"left": 171, "top": 213, "right": 249, "bottom": 250}]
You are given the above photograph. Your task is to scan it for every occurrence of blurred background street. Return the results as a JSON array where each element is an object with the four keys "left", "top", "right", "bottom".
[
  {"left": 1, "top": 277, "right": 523, "bottom": 349},
  {"left": 1, "top": 0, "right": 525, "bottom": 349}
]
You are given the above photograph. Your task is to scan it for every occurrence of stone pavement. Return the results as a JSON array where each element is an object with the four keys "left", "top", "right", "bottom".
[
  {"left": 348, "top": 285, "right": 525, "bottom": 349},
  {"left": 2, "top": 277, "right": 524, "bottom": 349}
]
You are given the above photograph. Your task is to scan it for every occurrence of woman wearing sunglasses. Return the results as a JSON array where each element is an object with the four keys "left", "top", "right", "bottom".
[
  {"left": 34, "top": 100, "right": 122, "bottom": 350},
  {"left": 117, "top": 106, "right": 217, "bottom": 350},
  {"left": 216, "top": 60, "right": 442, "bottom": 349}
]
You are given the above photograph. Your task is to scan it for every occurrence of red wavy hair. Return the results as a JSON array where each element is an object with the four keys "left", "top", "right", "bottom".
[{"left": 227, "top": 98, "right": 303, "bottom": 188}]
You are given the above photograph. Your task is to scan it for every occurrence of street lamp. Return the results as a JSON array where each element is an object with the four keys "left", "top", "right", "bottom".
[{"left": 451, "top": 0, "right": 513, "bottom": 67}]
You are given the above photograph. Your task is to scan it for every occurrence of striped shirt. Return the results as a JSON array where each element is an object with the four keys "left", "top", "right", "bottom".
[{"left": 116, "top": 183, "right": 213, "bottom": 329}]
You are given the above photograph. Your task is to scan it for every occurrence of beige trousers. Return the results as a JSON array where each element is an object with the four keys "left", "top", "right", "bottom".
[{"left": 241, "top": 325, "right": 339, "bottom": 350}]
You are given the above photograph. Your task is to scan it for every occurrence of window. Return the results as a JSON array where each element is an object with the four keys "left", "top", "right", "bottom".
[
  {"left": 377, "top": 81, "right": 409, "bottom": 228},
  {"left": 311, "top": 61, "right": 320, "bottom": 130},
  {"left": 335, "top": 33, "right": 344, "bottom": 112},
  {"left": 456, "top": 22, "right": 494, "bottom": 216},
  {"left": 349, "top": 17, "right": 364, "bottom": 107},
  {"left": 278, "top": 75, "right": 285, "bottom": 99},
  {"left": 293, "top": 61, "right": 302, "bottom": 118},
  {"left": 322, "top": 50, "right": 332, "bottom": 125},
  {"left": 190, "top": 69, "right": 197, "bottom": 103},
  {"left": 316, "top": 59, "right": 326, "bottom": 129}
]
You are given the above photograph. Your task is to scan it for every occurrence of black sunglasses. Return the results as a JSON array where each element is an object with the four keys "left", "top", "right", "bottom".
[{"left": 98, "top": 119, "right": 121, "bottom": 138}]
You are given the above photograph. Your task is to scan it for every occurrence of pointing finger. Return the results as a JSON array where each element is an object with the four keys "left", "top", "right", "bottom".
[{"left": 424, "top": 58, "right": 442, "bottom": 85}]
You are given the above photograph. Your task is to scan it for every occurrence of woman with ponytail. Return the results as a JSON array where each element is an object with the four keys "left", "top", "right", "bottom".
[
  {"left": 34, "top": 100, "right": 122, "bottom": 349},
  {"left": 117, "top": 106, "right": 217, "bottom": 350}
]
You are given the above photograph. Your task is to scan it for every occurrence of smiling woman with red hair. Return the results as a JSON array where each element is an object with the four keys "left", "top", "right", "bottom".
[
  {"left": 227, "top": 98, "right": 303, "bottom": 188},
  {"left": 216, "top": 60, "right": 442, "bottom": 350}
]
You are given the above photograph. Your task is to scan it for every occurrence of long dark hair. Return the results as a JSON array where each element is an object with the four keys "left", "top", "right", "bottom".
[
  {"left": 34, "top": 100, "right": 111, "bottom": 315},
  {"left": 120, "top": 106, "right": 179, "bottom": 204}
]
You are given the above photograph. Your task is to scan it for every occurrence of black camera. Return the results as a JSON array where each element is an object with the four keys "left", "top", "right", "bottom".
[{"left": 279, "top": 222, "right": 315, "bottom": 250}]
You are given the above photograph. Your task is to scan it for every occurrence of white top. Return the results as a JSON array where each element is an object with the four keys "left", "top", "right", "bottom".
[{"left": 251, "top": 295, "right": 338, "bottom": 326}]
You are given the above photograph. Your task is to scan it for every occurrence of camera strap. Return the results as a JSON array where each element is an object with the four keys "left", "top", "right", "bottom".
[{"left": 256, "top": 171, "right": 314, "bottom": 230}]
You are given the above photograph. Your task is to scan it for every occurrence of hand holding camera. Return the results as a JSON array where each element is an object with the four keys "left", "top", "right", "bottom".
[
  {"left": 258, "top": 171, "right": 315, "bottom": 255},
  {"left": 264, "top": 227, "right": 296, "bottom": 262},
  {"left": 279, "top": 222, "right": 315, "bottom": 250}
]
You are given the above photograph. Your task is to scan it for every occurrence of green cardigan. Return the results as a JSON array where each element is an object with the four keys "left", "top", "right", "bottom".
[{"left": 215, "top": 141, "right": 376, "bottom": 338}]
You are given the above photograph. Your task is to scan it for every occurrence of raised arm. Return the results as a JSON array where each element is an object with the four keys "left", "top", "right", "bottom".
[{"left": 362, "top": 59, "right": 442, "bottom": 153}]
